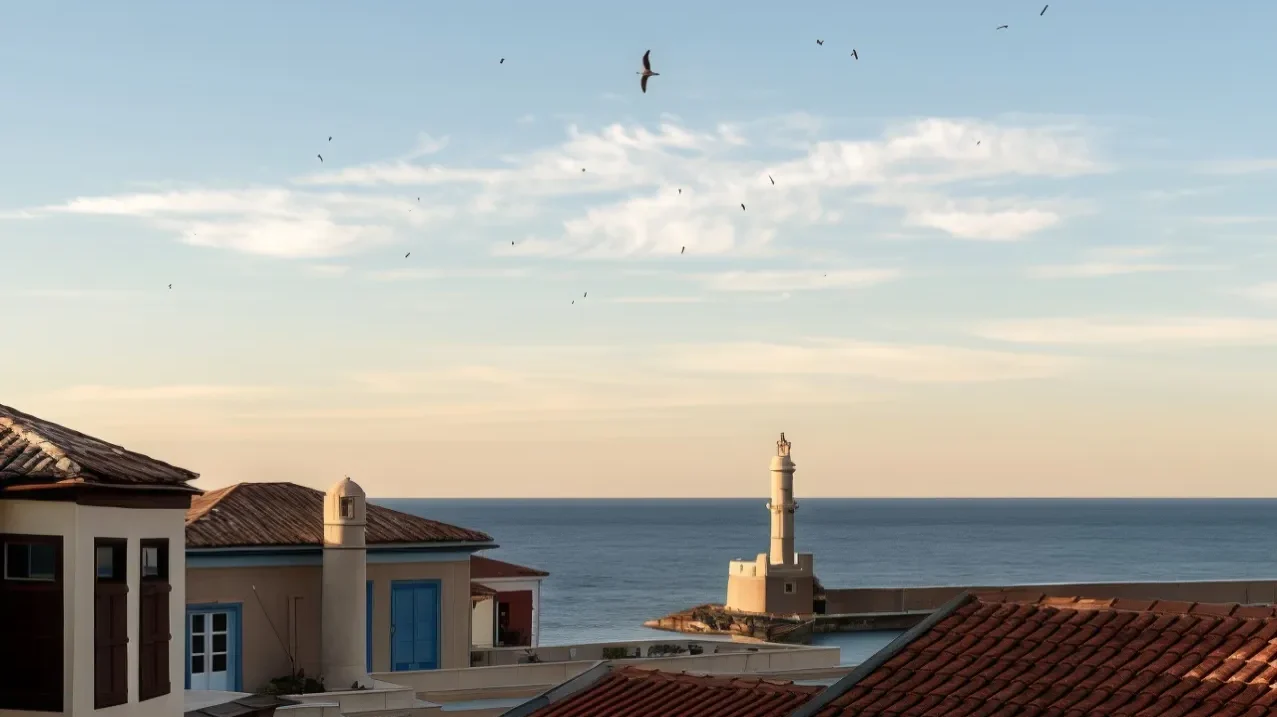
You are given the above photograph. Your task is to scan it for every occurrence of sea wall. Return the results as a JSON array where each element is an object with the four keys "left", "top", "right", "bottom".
[{"left": 822, "top": 579, "right": 1277, "bottom": 615}]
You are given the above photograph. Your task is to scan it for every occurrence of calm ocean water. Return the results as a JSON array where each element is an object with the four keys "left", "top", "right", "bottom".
[{"left": 382, "top": 498, "right": 1277, "bottom": 665}]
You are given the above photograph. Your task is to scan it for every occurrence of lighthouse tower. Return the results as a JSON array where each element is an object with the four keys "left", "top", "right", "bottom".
[
  {"left": 724, "top": 433, "right": 817, "bottom": 615},
  {"left": 321, "top": 476, "right": 372, "bottom": 689},
  {"left": 768, "top": 433, "right": 798, "bottom": 567}
]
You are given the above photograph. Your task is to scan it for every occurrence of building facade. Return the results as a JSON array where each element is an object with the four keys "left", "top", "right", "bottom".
[
  {"left": 0, "top": 403, "right": 198, "bottom": 717},
  {"left": 183, "top": 480, "right": 496, "bottom": 692},
  {"left": 469, "top": 555, "right": 548, "bottom": 649}
]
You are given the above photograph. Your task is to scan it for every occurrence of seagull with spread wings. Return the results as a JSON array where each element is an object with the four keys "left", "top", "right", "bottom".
[{"left": 638, "top": 50, "right": 659, "bottom": 93}]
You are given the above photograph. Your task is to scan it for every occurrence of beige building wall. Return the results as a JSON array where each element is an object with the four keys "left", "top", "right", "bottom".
[
  {"left": 187, "top": 557, "right": 473, "bottom": 691},
  {"left": 186, "top": 565, "right": 323, "bottom": 692},
  {"left": 0, "top": 499, "right": 187, "bottom": 717},
  {"left": 367, "top": 560, "right": 472, "bottom": 672}
]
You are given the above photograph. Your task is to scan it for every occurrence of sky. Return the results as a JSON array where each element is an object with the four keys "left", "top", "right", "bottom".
[{"left": 2, "top": 1, "right": 1276, "bottom": 498}]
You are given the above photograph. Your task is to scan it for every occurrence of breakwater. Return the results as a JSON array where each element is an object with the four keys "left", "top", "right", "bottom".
[{"left": 646, "top": 579, "right": 1277, "bottom": 644}]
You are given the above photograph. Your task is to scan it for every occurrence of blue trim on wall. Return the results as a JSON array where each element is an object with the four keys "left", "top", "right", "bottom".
[
  {"left": 187, "top": 549, "right": 477, "bottom": 569},
  {"left": 389, "top": 579, "right": 442, "bottom": 672},
  {"left": 185, "top": 602, "right": 244, "bottom": 692},
  {"left": 366, "top": 580, "right": 374, "bottom": 672}
]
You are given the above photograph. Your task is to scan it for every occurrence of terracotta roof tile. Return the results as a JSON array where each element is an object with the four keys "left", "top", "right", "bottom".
[
  {"left": 527, "top": 666, "right": 823, "bottom": 717},
  {"left": 812, "top": 595, "right": 1277, "bottom": 717},
  {"left": 472, "top": 555, "right": 549, "bottom": 580},
  {"left": 185, "top": 482, "right": 492, "bottom": 547},
  {"left": 0, "top": 403, "right": 199, "bottom": 490}
]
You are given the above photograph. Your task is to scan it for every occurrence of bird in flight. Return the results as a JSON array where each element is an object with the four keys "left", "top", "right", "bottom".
[
  {"left": 638, "top": 50, "right": 659, "bottom": 94},
  {"left": 328, "top": 136, "right": 332, "bottom": 142},
  {"left": 816, "top": 39, "right": 823, "bottom": 46},
  {"left": 500, "top": 58, "right": 505, "bottom": 64},
  {"left": 168, "top": 284, "right": 172, "bottom": 289},
  {"left": 317, "top": 154, "right": 323, "bottom": 162},
  {"left": 996, "top": 24, "right": 1009, "bottom": 30},
  {"left": 405, "top": 252, "right": 411, "bottom": 258},
  {"left": 681, "top": 246, "right": 685, "bottom": 254},
  {"left": 850, "top": 49, "right": 859, "bottom": 60},
  {"left": 1040, "top": 4, "right": 1048, "bottom": 15},
  {"left": 976, "top": 141, "right": 982, "bottom": 146},
  {"left": 741, "top": 203, "right": 746, "bottom": 211},
  {"left": 678, "top": 188, "right": 682, "bottom": 194},
  {"left": 769, "top": 175, "right": 775, "bottom": 185}
]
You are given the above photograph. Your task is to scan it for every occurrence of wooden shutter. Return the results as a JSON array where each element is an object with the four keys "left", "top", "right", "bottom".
[
  {"left": 0, "top": 534, "right": 64, "bottom": 712},
  {"left": 138, "top": 581, "right": 172, "bottom": 700},
  {"left": 94, "top": 539, "right": 128, "bottom": 709}
]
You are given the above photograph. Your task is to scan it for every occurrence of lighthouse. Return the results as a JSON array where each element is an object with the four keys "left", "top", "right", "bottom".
[
  {"left": 321, "top": 476, "right": 372, "bottom": 689},
  {"left": 768, "top": 433, "right": 798, "bottom": 567},
  {"left": 724, "top": 433, "right": 817, "bottom": 615}
]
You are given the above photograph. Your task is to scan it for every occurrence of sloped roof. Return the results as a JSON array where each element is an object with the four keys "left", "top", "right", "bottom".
[
  {"left": 516, "top": 665, "right": 822, "bottom": 717},
  {"left": 472, "top": 555, "right": 549, "bottom": 580},
  {"left": 472, "top": 582, "right": 498, "bottom": 601},
  {"left": 0, "top": 403, "right": 199, "bottom": 491},
  {"left": 186, "top": 482, "right": 492, "bottom": 548},
  {"left": 804, "top": 592, "right": 1277, "bottom": 717}
]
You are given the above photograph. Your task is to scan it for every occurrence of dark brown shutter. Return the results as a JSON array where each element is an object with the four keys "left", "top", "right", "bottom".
[
  {"left": 139, "top": 581, "right": 172, "bottom": 700},
  {"left": 0, "top": 534, "right": 64, "bottom": 712},
  {"left": 94, "top": 582, "right": 129, "bottom": 708},
  {"left": 94, "top": 538, "right": 129, "bottom": 709}
]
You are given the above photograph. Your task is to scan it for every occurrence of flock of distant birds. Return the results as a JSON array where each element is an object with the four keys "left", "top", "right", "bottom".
[{"left": 170, "top": 5, "right": 1053, "bottom": 300}]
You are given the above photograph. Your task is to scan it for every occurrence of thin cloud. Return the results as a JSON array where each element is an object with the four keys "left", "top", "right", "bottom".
[
  {"left": 608, "top": 296, "right": 706, "bottom": 304},
  {"left": 365, "top": 267, "right": 532, "bottom": 282},
  {"left": 1026, "top": 245, "right": 1217, "bottom": 278},
  {"left": 696, "top": 269, "right": 901, "bottom": 292},
  {"left": 306, "top": 264, "right": 350, "bottom": 278},
  {"left": 1240, "top": 283, "right": 1277, "bottom": 303},
  {"left": 973, "top": 317, "right": 1277, "bottom": 346},
  {"left": 665, "top": 340, "right": 1081, "bottom": 383},
  {"left": 17, "top": 115, "right": 1105, "bottom": 260},
  {"left": 47, "top": 384, "right": 279, "bottom": 402},
  {"left": 1199, "top": 158, "right": 1277, "bottom": 175}
]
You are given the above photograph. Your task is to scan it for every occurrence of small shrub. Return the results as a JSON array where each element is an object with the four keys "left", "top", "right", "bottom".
[
  {"left": 259, "top": 670, "right": 326, "bottom": 696},
  {"left": 601, "top": 647, "right": 631, "bottom": 660}
]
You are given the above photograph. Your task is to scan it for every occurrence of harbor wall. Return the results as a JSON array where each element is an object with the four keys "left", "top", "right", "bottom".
[{"left": 823, "top": 578, "right": 1277, "bottom": 615}]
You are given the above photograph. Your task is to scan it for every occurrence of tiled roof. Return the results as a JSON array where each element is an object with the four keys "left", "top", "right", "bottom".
[
  {"left": 472, "top": 582, "right": 498, "bottom": 599},
  {"left": 521, "top": 665, "right": 822, "bottom": 717},
  {"left": 0, "top": 403, "right": 199, "bottom": 490},
  {"left": 472, "top": 555, "right": 549, "bottom": 580},
  {"left": 806, "top": 592, "right": 1277, "bottom": 717},
  {"left": 186, "top": 482, "right": 492, "bottom": 548}
]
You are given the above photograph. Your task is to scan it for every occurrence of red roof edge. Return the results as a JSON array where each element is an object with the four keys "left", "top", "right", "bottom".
[
  {"left": 503, "top": 662, "right": 615, "bottom": 717},
  {"left": 790, "top": 591, "right": 978, "bottom": 717},
  {"left": 471, "top": 554, "right": 550, "bottom": 579}
]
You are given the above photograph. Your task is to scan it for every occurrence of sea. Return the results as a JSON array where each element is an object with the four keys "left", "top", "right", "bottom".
[{"left": 382, "top": 498, "right": 1277, "bottom": 666}]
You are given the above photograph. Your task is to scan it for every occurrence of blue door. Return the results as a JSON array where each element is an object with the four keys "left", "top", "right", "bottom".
[{"left": 390, "top": 580, "right": 440, "bottom": 671}]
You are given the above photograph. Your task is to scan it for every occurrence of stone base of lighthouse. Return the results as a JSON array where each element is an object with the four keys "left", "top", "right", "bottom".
[{"left": 724, "top": 552, "right": 816, "bottom": 615}]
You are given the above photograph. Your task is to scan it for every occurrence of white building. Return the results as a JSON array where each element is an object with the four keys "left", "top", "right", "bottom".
[{"left": 0, "top": 403, "right": 200, "bottom": 716}]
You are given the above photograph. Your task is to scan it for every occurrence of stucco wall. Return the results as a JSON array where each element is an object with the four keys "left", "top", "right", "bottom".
[
  {"left": 0, "top": 499, "right": 187, "bottom": 717},
  {"left": 186, "top": 565, "right": 323, "bottom": 692},
  {"left": 472, "top": 598, "right": 495, "bottom": 648},
  {"left": 187, "top": 557, "right": 473, "bottom": 691},
  {"left": 367, "top": 560, "right": 472, "bottom": 671}
]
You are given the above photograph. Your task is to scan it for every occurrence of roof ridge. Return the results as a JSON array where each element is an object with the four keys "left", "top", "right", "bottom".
[{"left": 185, "top": 483, "right": 242, "bottom": 525}]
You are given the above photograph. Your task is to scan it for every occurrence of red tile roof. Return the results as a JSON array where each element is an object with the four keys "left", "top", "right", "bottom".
[
  {"left": 523, "top": 665, "right": 822, "bottom": 717},
  {"left": 472, "top": 555, "right": 549, "bottom": 580},
  {"left": 0, "top": 403, "right": 199, "bottom": 491},
  {"left": 806, "top": 592, "right": 1277, "bottom": 717},
  {"left": 186, "top": 482, "right": 492, "bottom": 548},
  {"left": 471, "top": 582, "right": 498, "bottom": 600}
]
